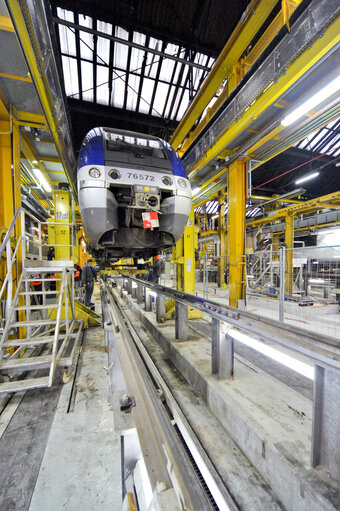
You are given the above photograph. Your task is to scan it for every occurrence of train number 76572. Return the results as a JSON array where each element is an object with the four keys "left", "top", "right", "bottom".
[{"left": 127, "top": 172, "right": 155, "bottom": 181}]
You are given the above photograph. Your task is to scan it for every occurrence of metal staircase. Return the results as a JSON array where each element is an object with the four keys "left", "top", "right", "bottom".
[{"left": 0, "top": 207, "right": 83, "bottom": 393}]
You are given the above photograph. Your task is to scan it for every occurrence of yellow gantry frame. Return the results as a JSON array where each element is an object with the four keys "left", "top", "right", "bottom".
[
  {"left": 170, "top": 0, "right": 278, "bottom": 151},
  {"left": 172, "top": 0, "right": 303, "bottom": 156},
  {"left": 187, "top": 15, "right": 340, "bottom": 182},
  {"left": 6, "top": 0, "right": 76, "bottom": 195},
  {"left": 0, "top": 96, "right": 25, "bottom": 337}
]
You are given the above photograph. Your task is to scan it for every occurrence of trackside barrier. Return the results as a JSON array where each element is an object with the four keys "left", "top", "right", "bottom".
[{"left": 115, "top": 274, "right": 340, "bottom": 482}]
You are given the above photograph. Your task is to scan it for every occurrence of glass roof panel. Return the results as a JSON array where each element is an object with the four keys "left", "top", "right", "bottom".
[
  {"left": 81, "top": 61, "right": 93, "bottom": 101},
  {"left": 55, "top": 9, "right": 215, "bottom": 128},
  {"left": 127, "top": 75, "right": 140, "bottom": 111},
  {"left": 113, "top": 42, "right": 129, "bottom": 71},
  {"left": 97, "top": 65, "right": 109, "bottom": 105},
  {"left": 176, "top": 89, "right": 190, "bottom": 120},
  {"left": 153, "top": 82, "right": 170, "bottom": 117},
  {"left": 61, "top": 56, "right": 79, "bottom": 98},
  {"left": 139, "top": 77, "right": 155, "bottom": 114},
  {"left": 79, "top": 30, "right": 94, "bottom": 60},
  {"left": 112, "top": 74, "right": 125, "bottom": 108}
]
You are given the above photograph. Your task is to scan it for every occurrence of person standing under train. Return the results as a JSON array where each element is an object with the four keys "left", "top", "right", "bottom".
[{"left": 82, "top": 259, "right": 96, "bottom": 307}]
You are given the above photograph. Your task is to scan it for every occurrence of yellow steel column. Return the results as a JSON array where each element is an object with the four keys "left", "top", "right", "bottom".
[
  {"left": 54, "top": 189, "right": 72, "bottom": 261},
  {"left": 218, "top": 192, "right": 226, "bottom": 287},
  {"left": 228, "top": 160, "right": 246, "bottom": 308},
  {"left": 285, "top": 214, "right": 294, "bottom": 295}
]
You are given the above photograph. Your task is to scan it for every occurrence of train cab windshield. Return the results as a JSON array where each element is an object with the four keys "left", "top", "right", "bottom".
[{"left": 105, "top": 131, "right": 173, "bottom": 172}]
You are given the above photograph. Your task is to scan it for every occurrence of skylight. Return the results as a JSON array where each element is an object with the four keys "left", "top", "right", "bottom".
[{"left": 55, "top": 7, "right": 214, "bottom": 122}]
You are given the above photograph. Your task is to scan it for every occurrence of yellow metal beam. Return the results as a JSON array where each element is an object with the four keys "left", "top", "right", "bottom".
[
  {"left": 16, "top": 110, "right": 48, "bottom": 130},
  {"left": 0, "top": 72, "right": 32, "bottom": 83},
  {"left": 0, "top": 15, "right": 14, "bottom": 32},
  {"left": 246, "top": 190, "right": 340, "bottom": 227},
  {"left": 7, "top": 1, "right": 75, "bottom": 194},
  {"left": 228, "top": 160, "right": 245, "bottom": 307},
  {"left": 170, "top": 0, "right": 278, "bottom": 150},
  {"left": 188, "top": 17, "right": 340, "bottom": 180},
  {"left": 21, "top": 132, "right": 54, "bottom": 190}
]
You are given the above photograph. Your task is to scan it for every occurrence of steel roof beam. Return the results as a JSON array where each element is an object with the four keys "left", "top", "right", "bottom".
[{"left": 52, "top": 16, "right": 210, "bottom": 72}]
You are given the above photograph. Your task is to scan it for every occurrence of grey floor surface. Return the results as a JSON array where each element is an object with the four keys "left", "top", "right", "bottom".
[
  {"left": 29, "top": 327, "right": 122, "bottom": 511},
  {"left": 0, "top": 382, "right": 62, "bottom": 511}
]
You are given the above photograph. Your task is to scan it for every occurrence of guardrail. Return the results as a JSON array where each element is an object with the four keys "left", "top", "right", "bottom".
[{"left": 114, "top": 274, "right": 340, "bottom": 483}]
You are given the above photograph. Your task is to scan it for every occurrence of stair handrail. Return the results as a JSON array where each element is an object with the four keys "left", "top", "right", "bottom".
[
  {"left": 48, "top": 269, "right": 66, "bottom": 386},
  {"left": 0, "top": 206, "right": 22, "bottom": 261}
]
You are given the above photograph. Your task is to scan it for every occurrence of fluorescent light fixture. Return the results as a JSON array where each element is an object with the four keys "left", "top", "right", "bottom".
[
  {"left": 148, "top": 291, "right": 157, "bottom": 298},
  {"left": 132, "top": 282, "right": 138, "bottom": 289},
  {"left": 211, "top": 214, "right": 219, "bottom": 220},
  {"left": 227, "top": 328, "right": 314, "bottom": 380},
  {"left": 281, "top": 75, "right": 340, "bottom": 126},
  {"left": 32, "top": 168, "right": 52, "bottom": 193},
  {"left": 247, "top": 275, "right": 255, "bottom": 279},
  {"left": 309, "top": 278, "right": 324, "bottom": 284},
  {"left": 192, "top": 187, "right": 201, "bottom": 196},
  {"left": 295, "top": 171, "right": 319, "bottom": 185}
]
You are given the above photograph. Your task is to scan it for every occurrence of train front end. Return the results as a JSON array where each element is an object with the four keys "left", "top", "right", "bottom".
[{"left": 77, "top": 127, "right": 192, "bottom": 259}]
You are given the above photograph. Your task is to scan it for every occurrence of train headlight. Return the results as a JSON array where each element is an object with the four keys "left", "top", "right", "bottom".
[
  {"left": 89, "top": 167, "right": 101, "bottom": 178},
  {"left": 109, "top": 169, "right": 121, "bottom": 180},
  {"left": 178, "top": 178, "right": 187, "bottom": 188},
  {"left": 161, "top": 176, "right": 172, "bottom": 186}
]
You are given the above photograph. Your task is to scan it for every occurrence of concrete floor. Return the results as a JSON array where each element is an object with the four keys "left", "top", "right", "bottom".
[{"left": 0, "top": 284, "right": 122, "bottom": 511}]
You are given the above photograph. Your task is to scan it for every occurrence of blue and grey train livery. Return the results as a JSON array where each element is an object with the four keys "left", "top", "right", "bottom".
[{"left": 77, "top": 127, "right": 192, "bottom": 260}]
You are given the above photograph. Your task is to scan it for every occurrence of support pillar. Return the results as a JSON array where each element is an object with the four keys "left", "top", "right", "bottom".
[
  {"left": 175, "top": 301, "right": 188, "bottom": 341},
  {"left": 218, "top": 192, "right": 226, "bottom": 287},
  {"left": 228, "top": 160, "right": 246, "bottom": 308},
  {"left": 137, "top": 284, "right": 144, "bottom": 305},
  {"left": 144, "top": 289, "right": 152, "bottom": 311},
  {"left": 211, "top": 318, "right": 234, "bottom": 379},
  {"left": 285, "top": 214, "right": 294, "bottom": 295},
  {"left": 156, "top": 294, "right": 165, "bottom": 323},
  {"left": 311, "top": 365, "right": 340, "bottom": 483},
  {"left": 174, "top": 208, "right": 202, "bottom": 319}
]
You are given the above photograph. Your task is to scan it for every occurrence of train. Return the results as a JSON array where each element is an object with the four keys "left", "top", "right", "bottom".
[{"left": 77, "top": 127, "right": 192, "bottom": 260}]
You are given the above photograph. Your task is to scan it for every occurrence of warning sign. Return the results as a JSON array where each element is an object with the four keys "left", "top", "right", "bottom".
[{"left": 142, "top": 211, "right": 159, "bottom": 230}]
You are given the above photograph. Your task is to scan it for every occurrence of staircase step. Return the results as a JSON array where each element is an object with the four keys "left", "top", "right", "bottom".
[
  {"left": 0, "top": 376, "right": 50, "bottom": 393},
  {"left": 14, "top": 304, "right": 60, "bottom": 311},
  {"left": 19, "top": 290, "right": 60, "bottom": 295},
  {"left": 11, "top": 319, "right": 64, "bottom": 327},
  {"left": 23, "top": 278, "right": 62, "bottom": 282},
  {"left": 0, "top": 355, "right": 52, "bottom": 372},
  {"left": 3, "top": 335, "right": 56, "bottom": 347}
]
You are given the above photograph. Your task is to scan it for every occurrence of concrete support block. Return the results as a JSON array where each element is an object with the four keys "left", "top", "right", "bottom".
[
  {"left": 127, "top": 279, "right": 132, "bottom": 295},
  {"left": 145, "top": 290, "right": 152, "bottom": 311},
  {"left": 156, "top": 294, "right": 166, "bottom": 323},
  {"left": 137, "top": 284, "right": 144, "bottom": 305},
  {"left": 175, "top": 302, "right": 188, "bottom": 341},
  {"left": 211, "top": 318, "right": 233, "bottom": 379},
  {"left": 312, "top": 365, "right": 340, "bottom": 484}
]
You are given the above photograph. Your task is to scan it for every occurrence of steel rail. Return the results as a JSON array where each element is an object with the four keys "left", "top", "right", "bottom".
[
  {"left": 126, "top": 276, "right": 340, "bottom": 371},
  {"left": 102, "top": 282, "right": 220, "bottom": 511},
  {"left": 103, "top": 280, "right": 238, "bottom": 511}
]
